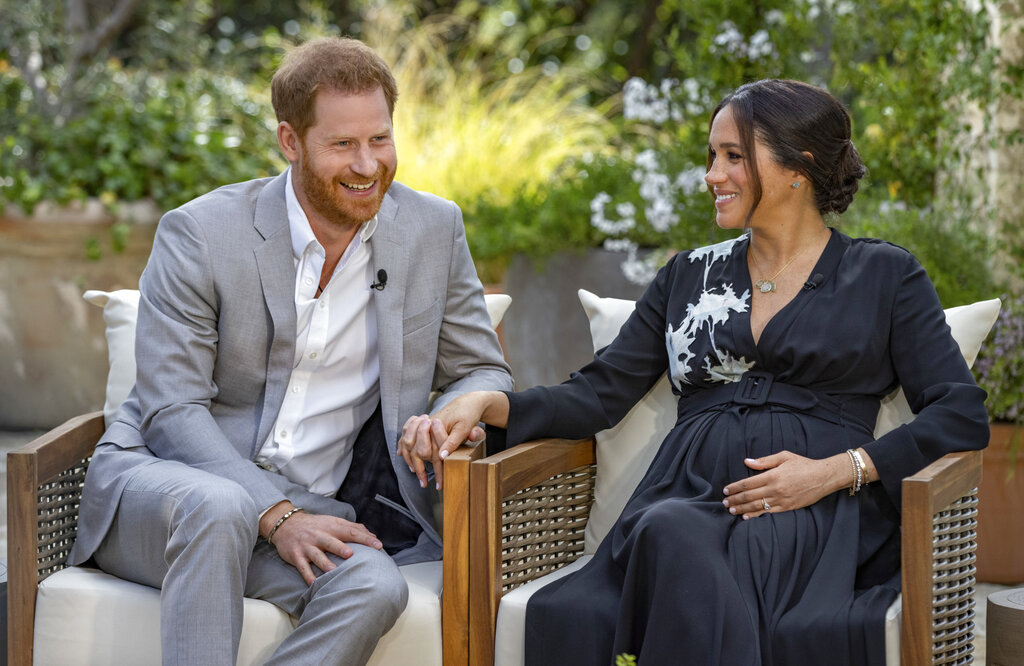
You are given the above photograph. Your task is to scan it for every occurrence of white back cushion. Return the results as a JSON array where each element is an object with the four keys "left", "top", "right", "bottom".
[
  {"left": 84, "top": 289, "right": 513, "bottom": 428},
  {"left": 578, "top": 288, "right": 1000, "bottom": 554}
]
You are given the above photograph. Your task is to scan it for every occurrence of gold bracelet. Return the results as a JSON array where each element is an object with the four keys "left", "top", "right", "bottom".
[{"left": 267, "top": 507, "right": 304, "bottom": 545}]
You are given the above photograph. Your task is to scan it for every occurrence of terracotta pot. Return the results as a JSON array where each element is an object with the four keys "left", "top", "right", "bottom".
[{"left": 975, "top": 422, "right": 1024, "bottom": 584}]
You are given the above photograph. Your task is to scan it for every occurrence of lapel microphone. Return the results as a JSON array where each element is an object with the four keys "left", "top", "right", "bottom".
[
  {"left": 803, "top": 274, "right": 824, "bottom": 290},
  {"left": 370, "top": 269, "right": 388, "bottom": 291}
]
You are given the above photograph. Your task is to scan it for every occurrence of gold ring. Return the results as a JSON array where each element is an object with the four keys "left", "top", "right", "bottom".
[{"left": 761, "top": 498, "right": 771, "bottom": 511}]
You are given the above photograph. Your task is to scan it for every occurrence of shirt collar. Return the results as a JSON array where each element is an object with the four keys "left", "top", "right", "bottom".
[{"left": 285, "top": 167, "right": 378, "bottom": 260}]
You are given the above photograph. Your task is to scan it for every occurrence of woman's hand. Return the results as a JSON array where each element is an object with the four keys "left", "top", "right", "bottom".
[
  {"left": 433, "top": 390, "right": 510, "bottom": 459},
  {"left": 397, "top": 413, "right": 482, "bottom": 490},
  {"left": 396, "top": 390, "right": 509, "bottom": 491},
  {"left": 721, "top": 450, "right": 851, "bottom": 519}
]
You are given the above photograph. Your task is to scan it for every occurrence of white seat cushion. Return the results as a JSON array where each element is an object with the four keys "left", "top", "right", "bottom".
[
  {"left": 34, "top": 561, "right": 442, "bottom": 665},
  {"left": 494, "top": 556, "right": 593, "bottom": 666}
]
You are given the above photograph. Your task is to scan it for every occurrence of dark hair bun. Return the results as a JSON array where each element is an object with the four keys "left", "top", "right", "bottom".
[{"left": 821, "top": 141, "right": 867, "bottom": 214}]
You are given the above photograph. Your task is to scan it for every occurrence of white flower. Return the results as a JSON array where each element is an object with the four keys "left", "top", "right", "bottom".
[
  {"left": 633, "top": 149, "right": 660, "bottom": 173},
  {"left": 623, "top": 77, "right": 675, "bottom": 125},
  {"left": 603, "top": 238, "right": 636, "bottom": 253},
  {"left": 711, "top": 22, "right": 746, "bottom": 56},
  {"left": 748, "top": 30, "right": 775, "bottom": 60},
  {"left": 676, "top": 166, "right": 708, "bottom": 197},
  {"left": 590, "top": 192, "right": 636, "bottom": 235}
]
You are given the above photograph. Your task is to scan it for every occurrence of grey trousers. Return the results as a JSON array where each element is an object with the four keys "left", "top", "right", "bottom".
[{"left": 92, "top": 457, "right": 408, "bottom": 666}]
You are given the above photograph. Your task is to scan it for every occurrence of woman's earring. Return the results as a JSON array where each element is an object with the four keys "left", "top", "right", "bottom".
[{"left": 791, "top": 182, "right": 800, "bottom": 189}]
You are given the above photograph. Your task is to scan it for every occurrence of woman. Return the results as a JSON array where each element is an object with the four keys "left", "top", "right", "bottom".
[{"left": 414, "top": 79, "right": 989, "bottom": 665}]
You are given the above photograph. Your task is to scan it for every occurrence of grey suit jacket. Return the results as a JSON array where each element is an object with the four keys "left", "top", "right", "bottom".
[{"left": 70, "top": 172, "right": 512, "bottom": 566}]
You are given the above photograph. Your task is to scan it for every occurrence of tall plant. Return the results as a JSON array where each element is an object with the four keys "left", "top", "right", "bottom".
[{"left": 361, "top": 6, "right": 615, "bottom": 208}]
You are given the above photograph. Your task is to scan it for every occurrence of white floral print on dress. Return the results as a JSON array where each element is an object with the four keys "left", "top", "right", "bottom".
[{"left": 666, "top": 236, "right": 754, "bottom": 388}]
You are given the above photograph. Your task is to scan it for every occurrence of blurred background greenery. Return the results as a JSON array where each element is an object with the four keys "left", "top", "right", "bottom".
[{"left": 1, "top": 0, "right": 1021, "bottom": 303}]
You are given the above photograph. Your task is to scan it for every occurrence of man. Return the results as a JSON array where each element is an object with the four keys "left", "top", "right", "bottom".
[{"left": 68, "top": 37, "right": 512, "bottom": 665}]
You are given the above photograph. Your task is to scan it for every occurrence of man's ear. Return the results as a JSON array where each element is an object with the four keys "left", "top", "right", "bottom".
[{"left": 277, "top": 122, "right": 300, "bottom": 163}]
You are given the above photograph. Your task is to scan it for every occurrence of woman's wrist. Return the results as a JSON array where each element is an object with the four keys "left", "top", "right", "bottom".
[{"left": 480, "top": 390, "right": 511, "bottom": 429}]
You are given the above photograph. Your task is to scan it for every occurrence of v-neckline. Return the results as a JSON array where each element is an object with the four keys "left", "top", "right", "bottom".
[{"left": 741, "top": 228, "right": 841, "bottom": 353}]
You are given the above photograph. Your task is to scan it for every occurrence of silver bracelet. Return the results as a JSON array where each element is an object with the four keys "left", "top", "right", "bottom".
[
  {"left": 267, "top": 507, "right": 304, "bottom": 545},
  {"left": 846, "top": 449, "right": 861, "bottom": 496}
]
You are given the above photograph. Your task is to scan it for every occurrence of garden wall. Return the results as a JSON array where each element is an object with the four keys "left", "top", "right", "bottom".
[{"left": 0, "top": 206, "right": 156, "bottom": 429}]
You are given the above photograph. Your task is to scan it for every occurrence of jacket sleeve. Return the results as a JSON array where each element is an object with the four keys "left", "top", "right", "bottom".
[
  {"left": 428, "top": 202, "right": 514, "bottom": 411},
  {"left": 132, "top": 208, "right": 287, "bottom": 513}
]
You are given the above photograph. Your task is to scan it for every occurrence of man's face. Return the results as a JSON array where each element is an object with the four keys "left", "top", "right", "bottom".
[{"left": 283, "top": 86, "right": 397, "bottom": 229}]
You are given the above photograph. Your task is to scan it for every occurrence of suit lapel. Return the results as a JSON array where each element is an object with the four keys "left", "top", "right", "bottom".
[
  {"left": 252, "top": 173, "right": 297, "bottom": 456},
  {"left": 370, "top": 192, "right": 408, "bottom": 444}
]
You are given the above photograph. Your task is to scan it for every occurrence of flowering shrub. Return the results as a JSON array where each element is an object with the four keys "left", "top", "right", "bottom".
[
  {"left": 588, "top": 77, "right": 724, "bottom": 284},
  {"left": 974, "top": 294, "right": 1024, "bottom": 426}
]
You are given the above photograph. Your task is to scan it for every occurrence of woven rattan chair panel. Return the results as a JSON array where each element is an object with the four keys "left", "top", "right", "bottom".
[
  {"left": 929, "top": 493, "right": 978, "bottom": 666},
  {"left": 500, "top": 464, "right": 595, "bottom": 593},
  {"left": 35, "top": 456, "right": 90, "bottom": 582}
]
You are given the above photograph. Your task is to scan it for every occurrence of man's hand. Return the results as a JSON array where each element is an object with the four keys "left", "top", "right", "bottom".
[
  {"left": 260, "top": 502, "right": 383, "bottom": 585},
  {"left": 397, "top": 413, "right": 484, "bottom": 490}
]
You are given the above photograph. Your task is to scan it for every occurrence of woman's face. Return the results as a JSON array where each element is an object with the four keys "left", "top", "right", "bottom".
[{"left": 705, "top": 105, "right": 796, "bottom": 231}]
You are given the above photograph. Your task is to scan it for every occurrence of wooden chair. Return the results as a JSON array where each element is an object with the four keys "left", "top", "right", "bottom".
[
  {"left": 6, "top": 410, "right": 482, "bottom": 665},
  {"left": 468, "top": 436, "right": 983, "bottom": 666}
]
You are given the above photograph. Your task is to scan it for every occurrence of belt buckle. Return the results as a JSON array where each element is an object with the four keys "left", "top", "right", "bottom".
[{"left": 734, "top": 370, "right": 773, "bottom": 406}]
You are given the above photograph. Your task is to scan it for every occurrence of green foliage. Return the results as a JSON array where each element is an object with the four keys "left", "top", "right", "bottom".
[
  {"left": 615, "top": 654, "right": 638, "bottom": 666},
  {"left": 0, "top": 67, "right": 280, "bottom": 212},
  {"left": 828, "top": 0, "right": 995, "bottom": 209},
  {"left": 0, "top": 0, "right": 283, "bottom": 214}
]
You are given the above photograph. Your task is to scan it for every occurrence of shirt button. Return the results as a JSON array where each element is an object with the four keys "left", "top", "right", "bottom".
[
  {"left": 319, "top": 301, "right": 326, "bottom": 309},
  {"left": 279, "top": 429, "right": 288, "bottom": 438},
  {"left": 305, "top": 277, "right": 314, "bottom": 285},
  {"left": 291, "top": 385, "right": 300, "bottom": 393},
  {"left": 309, "top": 352, "right": 318, "bottom": 359}
]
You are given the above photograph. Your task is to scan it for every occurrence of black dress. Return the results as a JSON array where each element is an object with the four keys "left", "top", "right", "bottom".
[{"left": 504, "top": 230, "right": 989, "bottom": 666}]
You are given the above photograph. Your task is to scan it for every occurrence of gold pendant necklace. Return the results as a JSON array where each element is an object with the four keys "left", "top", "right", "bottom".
[{"left": 750, "top": 249, "right": 802, "bottom": 294}]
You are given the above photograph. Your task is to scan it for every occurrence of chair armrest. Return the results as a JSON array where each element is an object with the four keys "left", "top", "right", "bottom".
[
  {"left": 7, "top": 411, "right": 105, "bottom": 666},
  {"left": 468, "top": 437, "right": 596, "bottom": 665},
  {"left": 442, "top": 441, "right": 485, "bottom": 666},
  {"left": 901, "top": 449, "right": 983, "bottom": 666}
]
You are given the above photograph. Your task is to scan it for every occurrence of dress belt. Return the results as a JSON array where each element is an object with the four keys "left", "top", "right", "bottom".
[{"left": 675, "top": 370, "right": 878, "bottom": 431}]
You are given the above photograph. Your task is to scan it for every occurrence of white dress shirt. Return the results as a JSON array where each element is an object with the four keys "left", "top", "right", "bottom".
[{"left": 256, "top": 168, "right": 381, "bottom": 496}]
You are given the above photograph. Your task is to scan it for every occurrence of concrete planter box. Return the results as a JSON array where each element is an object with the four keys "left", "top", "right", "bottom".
[
  {"left": 501, "top": 248, "right": 651, "bottom": 390},
  {"left": 0, "top": 203, "right": 157, "bottom": 429}
]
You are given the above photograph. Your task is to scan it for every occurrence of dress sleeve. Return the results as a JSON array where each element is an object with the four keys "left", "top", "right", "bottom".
[
  {"left": 860, "top": 252, "right": 989, "bottom": 508},
  {"left": 505, "top": 256, "right": 677, "bottom": 446}
]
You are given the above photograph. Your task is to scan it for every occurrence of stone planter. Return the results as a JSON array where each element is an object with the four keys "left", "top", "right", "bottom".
[
  {"left": 0, "top": 203, "right": 157, "bottom": 429},
  {"left": 501, "top": 248, "right": 651, "bottom": 390},
  {"left": 976, "top": 422, "right": 1024, "bottom": 584}
]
